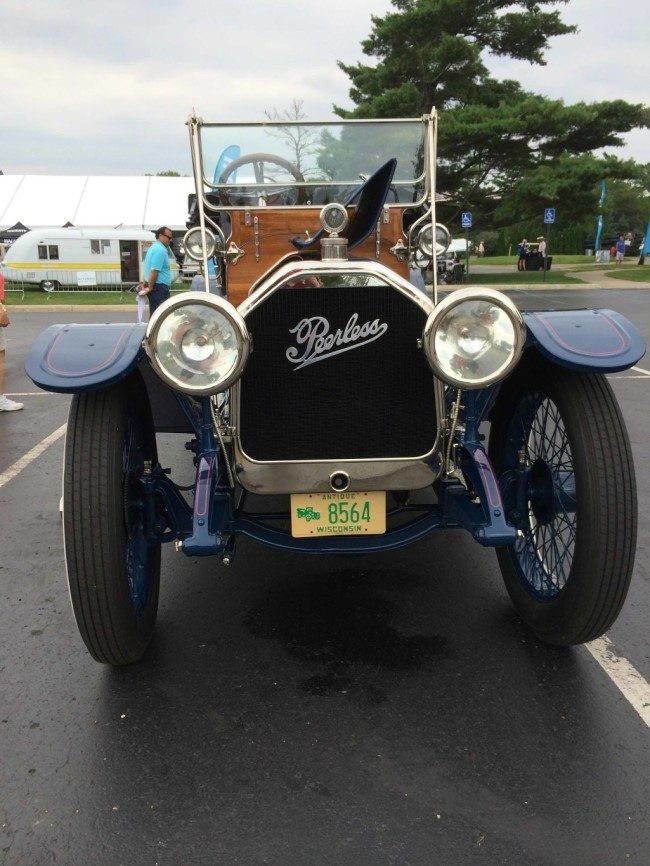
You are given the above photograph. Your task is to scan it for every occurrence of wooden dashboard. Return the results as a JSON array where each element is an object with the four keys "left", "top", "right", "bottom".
[{"left": 223, "top": 207, "right": 409, "bottom": 307}]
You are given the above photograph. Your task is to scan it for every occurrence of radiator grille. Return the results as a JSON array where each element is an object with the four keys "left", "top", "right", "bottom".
[{"left": 239, "top": 282, "right": 437, "bottom": 461}]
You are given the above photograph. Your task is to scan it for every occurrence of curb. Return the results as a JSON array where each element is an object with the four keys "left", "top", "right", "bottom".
[{"left": 438, "top": 283, "right": 600, "bottom": 292}]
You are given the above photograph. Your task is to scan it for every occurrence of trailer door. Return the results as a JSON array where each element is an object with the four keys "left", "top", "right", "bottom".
[{"left": 119, "top": 240, "right": 139, "bottom": 282}]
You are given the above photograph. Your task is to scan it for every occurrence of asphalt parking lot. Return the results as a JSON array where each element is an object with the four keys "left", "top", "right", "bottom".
[{"left": 1, "top": 289, "right": 649, "bottom": 865}]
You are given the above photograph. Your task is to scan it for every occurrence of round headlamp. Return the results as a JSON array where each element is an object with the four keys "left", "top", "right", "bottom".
[
  {"left": 145, "top": 293, "right": 250, "bottom": 395},
  {"left": 423, "top": 288, "right": 525, "bottom": 389},
  {"left": 417, "top": 223, "right": 451, "bottom": 258},
  {"left": 183, "top": 226, "right": 217, "bottom": 262}
]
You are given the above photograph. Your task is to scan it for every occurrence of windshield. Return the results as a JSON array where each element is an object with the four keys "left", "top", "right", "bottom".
[{"left": 197, "top": 119, "right": 428, "bottom": 207}]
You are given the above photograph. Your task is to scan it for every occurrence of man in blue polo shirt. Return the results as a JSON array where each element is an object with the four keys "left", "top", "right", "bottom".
[{"left": 141, "top": 226, "right": 174, "bottom": 313}]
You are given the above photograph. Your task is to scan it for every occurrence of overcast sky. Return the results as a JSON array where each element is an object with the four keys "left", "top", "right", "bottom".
[{"left": 1, "top": 0, "right": 647, "bottom": 175}]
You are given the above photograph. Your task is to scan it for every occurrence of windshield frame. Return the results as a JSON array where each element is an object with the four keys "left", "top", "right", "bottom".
[
  {"left": 189, "top": 115, "right": 433, "bottom": 212},
  {"left": 186, "top": 109, "right": 441, "bottom": 303}
]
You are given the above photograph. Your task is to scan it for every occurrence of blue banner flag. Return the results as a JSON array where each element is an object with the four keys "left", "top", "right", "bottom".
[
  {"left": 594, "top": 214, "right": 604, "bottom": 252},
  {"left": 214, "top": 145, "right": 241, "bottom": 185}
]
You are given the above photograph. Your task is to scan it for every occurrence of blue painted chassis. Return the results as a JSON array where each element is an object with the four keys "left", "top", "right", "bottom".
[{"left": 25, "top": 308, "right": 646, "bottom": 559}]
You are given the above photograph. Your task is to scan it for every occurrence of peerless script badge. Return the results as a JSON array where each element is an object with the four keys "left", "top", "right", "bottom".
[{"left": 286, "top": 314, "right": 388, "bottom": 370}]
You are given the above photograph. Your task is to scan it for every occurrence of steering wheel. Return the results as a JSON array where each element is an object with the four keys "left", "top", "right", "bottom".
[{"left": 218, "top": 152, "right": 306, "bottom": 206}]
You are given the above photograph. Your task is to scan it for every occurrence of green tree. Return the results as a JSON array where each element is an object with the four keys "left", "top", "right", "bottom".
[
  {"left": 600, "top": 176, "right": 650, "bottom": 237},
  {"left": 336, "top": 0, "right": 649, "bottom": 231}
]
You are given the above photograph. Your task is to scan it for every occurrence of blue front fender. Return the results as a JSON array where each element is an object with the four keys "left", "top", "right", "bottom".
[
  {"left": 25, "top": 323, "right": 146, "bottom": 393},
  {"left": 523, "top": 309, "right": 645, "bottom": 372}
]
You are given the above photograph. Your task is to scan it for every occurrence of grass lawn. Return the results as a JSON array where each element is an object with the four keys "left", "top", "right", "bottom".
[
  {"left": 6, "top": 283, "right": 189, "bottom": 306},
  {"left": 606, "top": 267, "right": 650, "bottom": 283},
  {"left": 465, "top": 271, "right": 585, "bottom": 285},
  {"left": 7, "top": 291, "right": 137, "bottom": 306},
  {"left": 479, "top": 254, "right": 596, "bottom": 267}
]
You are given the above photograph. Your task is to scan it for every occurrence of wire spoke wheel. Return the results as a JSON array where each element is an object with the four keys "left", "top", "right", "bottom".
[
  {"left": 489, "top": 355, "right": 637, "bottom": 645},
  {"left": 512, "top": 392, "right": 577, "bottom": 599}
]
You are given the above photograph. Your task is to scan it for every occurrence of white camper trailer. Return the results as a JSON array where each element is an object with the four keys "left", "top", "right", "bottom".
[{"left": 0, "top": 228, "right": 178, "bottom": 291}]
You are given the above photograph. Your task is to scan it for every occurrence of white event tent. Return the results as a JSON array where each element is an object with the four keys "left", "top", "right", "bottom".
[{"left": 0, "top": 175, "right": 195, "bottom": 232}]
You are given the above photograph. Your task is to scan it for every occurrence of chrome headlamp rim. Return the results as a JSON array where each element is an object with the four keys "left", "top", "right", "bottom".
[
  {"left": 417, "top": 222, "right": 451, "bottom": 258},
  {"left": 183, "top": 226, "right": 217, "bottom": 262},
  {"left": 423, "top": 287, "right": 525, "bottom": 389},
  {"left": 145, "top": 292, "right": 250, "bottom": 395}
]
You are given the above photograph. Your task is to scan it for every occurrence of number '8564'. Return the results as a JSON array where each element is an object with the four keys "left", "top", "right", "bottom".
[{"left": 328, "top": 501, "right": 371, "bottom": 524}]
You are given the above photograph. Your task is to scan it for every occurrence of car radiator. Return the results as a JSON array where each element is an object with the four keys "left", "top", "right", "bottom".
[{"left": 238, "top": 282, "right": 438, "bottom": 462}]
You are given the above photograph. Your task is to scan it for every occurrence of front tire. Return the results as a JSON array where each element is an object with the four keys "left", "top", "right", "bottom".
[
  {"left": 63, "top": 373, "right": 161, "bottom": 664},
  {"left": 489, "top": 355, "right": 637, "bottom": 645}
]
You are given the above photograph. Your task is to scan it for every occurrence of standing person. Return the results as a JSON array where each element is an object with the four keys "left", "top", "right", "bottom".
[
  {"left": 517, "top": 239, "right": 528, "bottom": 271},
  {"left": 615, "top": 234, "right": 626, "bottom": 264},
  {"left": 0, "top": 271, "right": 24, "bottom": 412},
  {"left": 140, "top": 227, "right": 174, "bottom": 314},
  {"left": 637, "top": 237, "right": 645, "bottom": 266},
  {"left": 477, "top": 240, "right": 485, "bottom": 258},
  {"left": 538, "top": 236, "right": 547, "bottom": 267}
]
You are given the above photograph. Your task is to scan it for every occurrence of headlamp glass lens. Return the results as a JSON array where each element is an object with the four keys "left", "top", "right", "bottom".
[
  {"left": 434, "top": 300, "right": 517, "bottom": 385},
  {"left": 183, "top": 228, "right": 216, "bottom": 261},
  {"left": 155, "top": 304, "right": 240, "bottom": 390},
  {"left": 417, "top": 223, "right": 450, "bottom": 257}
]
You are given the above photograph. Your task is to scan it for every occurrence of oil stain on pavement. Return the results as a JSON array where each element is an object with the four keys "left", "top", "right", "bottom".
[{"left": 244, "top": 569, "right": 454, "bottom": 702}]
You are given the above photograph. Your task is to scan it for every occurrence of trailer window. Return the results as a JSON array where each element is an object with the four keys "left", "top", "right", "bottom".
[
  {"left": 91, "top": 239, "right": 112, "bottom": 255},
  {"left": 48, "top": 245, "right": 59, "bottom": 260},
  {"left": 38, "top": 245, "right": 48, "bottom": 259}
]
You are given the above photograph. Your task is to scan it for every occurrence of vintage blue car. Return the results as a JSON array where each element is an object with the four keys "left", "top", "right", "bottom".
[{"left": 26, "top": 111, "right": 646, "bottom": 664}]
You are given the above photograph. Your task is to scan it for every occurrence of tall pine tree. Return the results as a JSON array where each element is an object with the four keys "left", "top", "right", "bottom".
[{"left": 336, "top": 0, "right": 649, "bottom": 231}]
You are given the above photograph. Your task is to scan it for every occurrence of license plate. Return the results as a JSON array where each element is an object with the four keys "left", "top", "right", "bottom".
[{"left": 290, "top": 491, "right": 386, "bottom": 538}]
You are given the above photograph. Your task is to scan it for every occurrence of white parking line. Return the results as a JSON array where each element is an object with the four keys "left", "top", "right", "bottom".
[
  {"left": 631, "top": 366, "right": 650, "bottom": 376},
  {"left": 0, "top": 424, "right": 67, "bottom": 489},
  {"left": 585, "top": 635, "right": 650, "bottom": 728},
  {"left": 611, "top": 375, "right": 650, "bottom": 380},
  {"left": 6, "top": 391, "right": 65, "bottom": 397}
]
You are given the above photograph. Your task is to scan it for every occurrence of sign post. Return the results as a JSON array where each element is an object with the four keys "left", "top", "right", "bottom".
[
  {"left": 543, "top": 207, "right": 555, "bottom": 283},
  {"left": 461, "top": 211, "right": 472, "bottom": 283}
]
